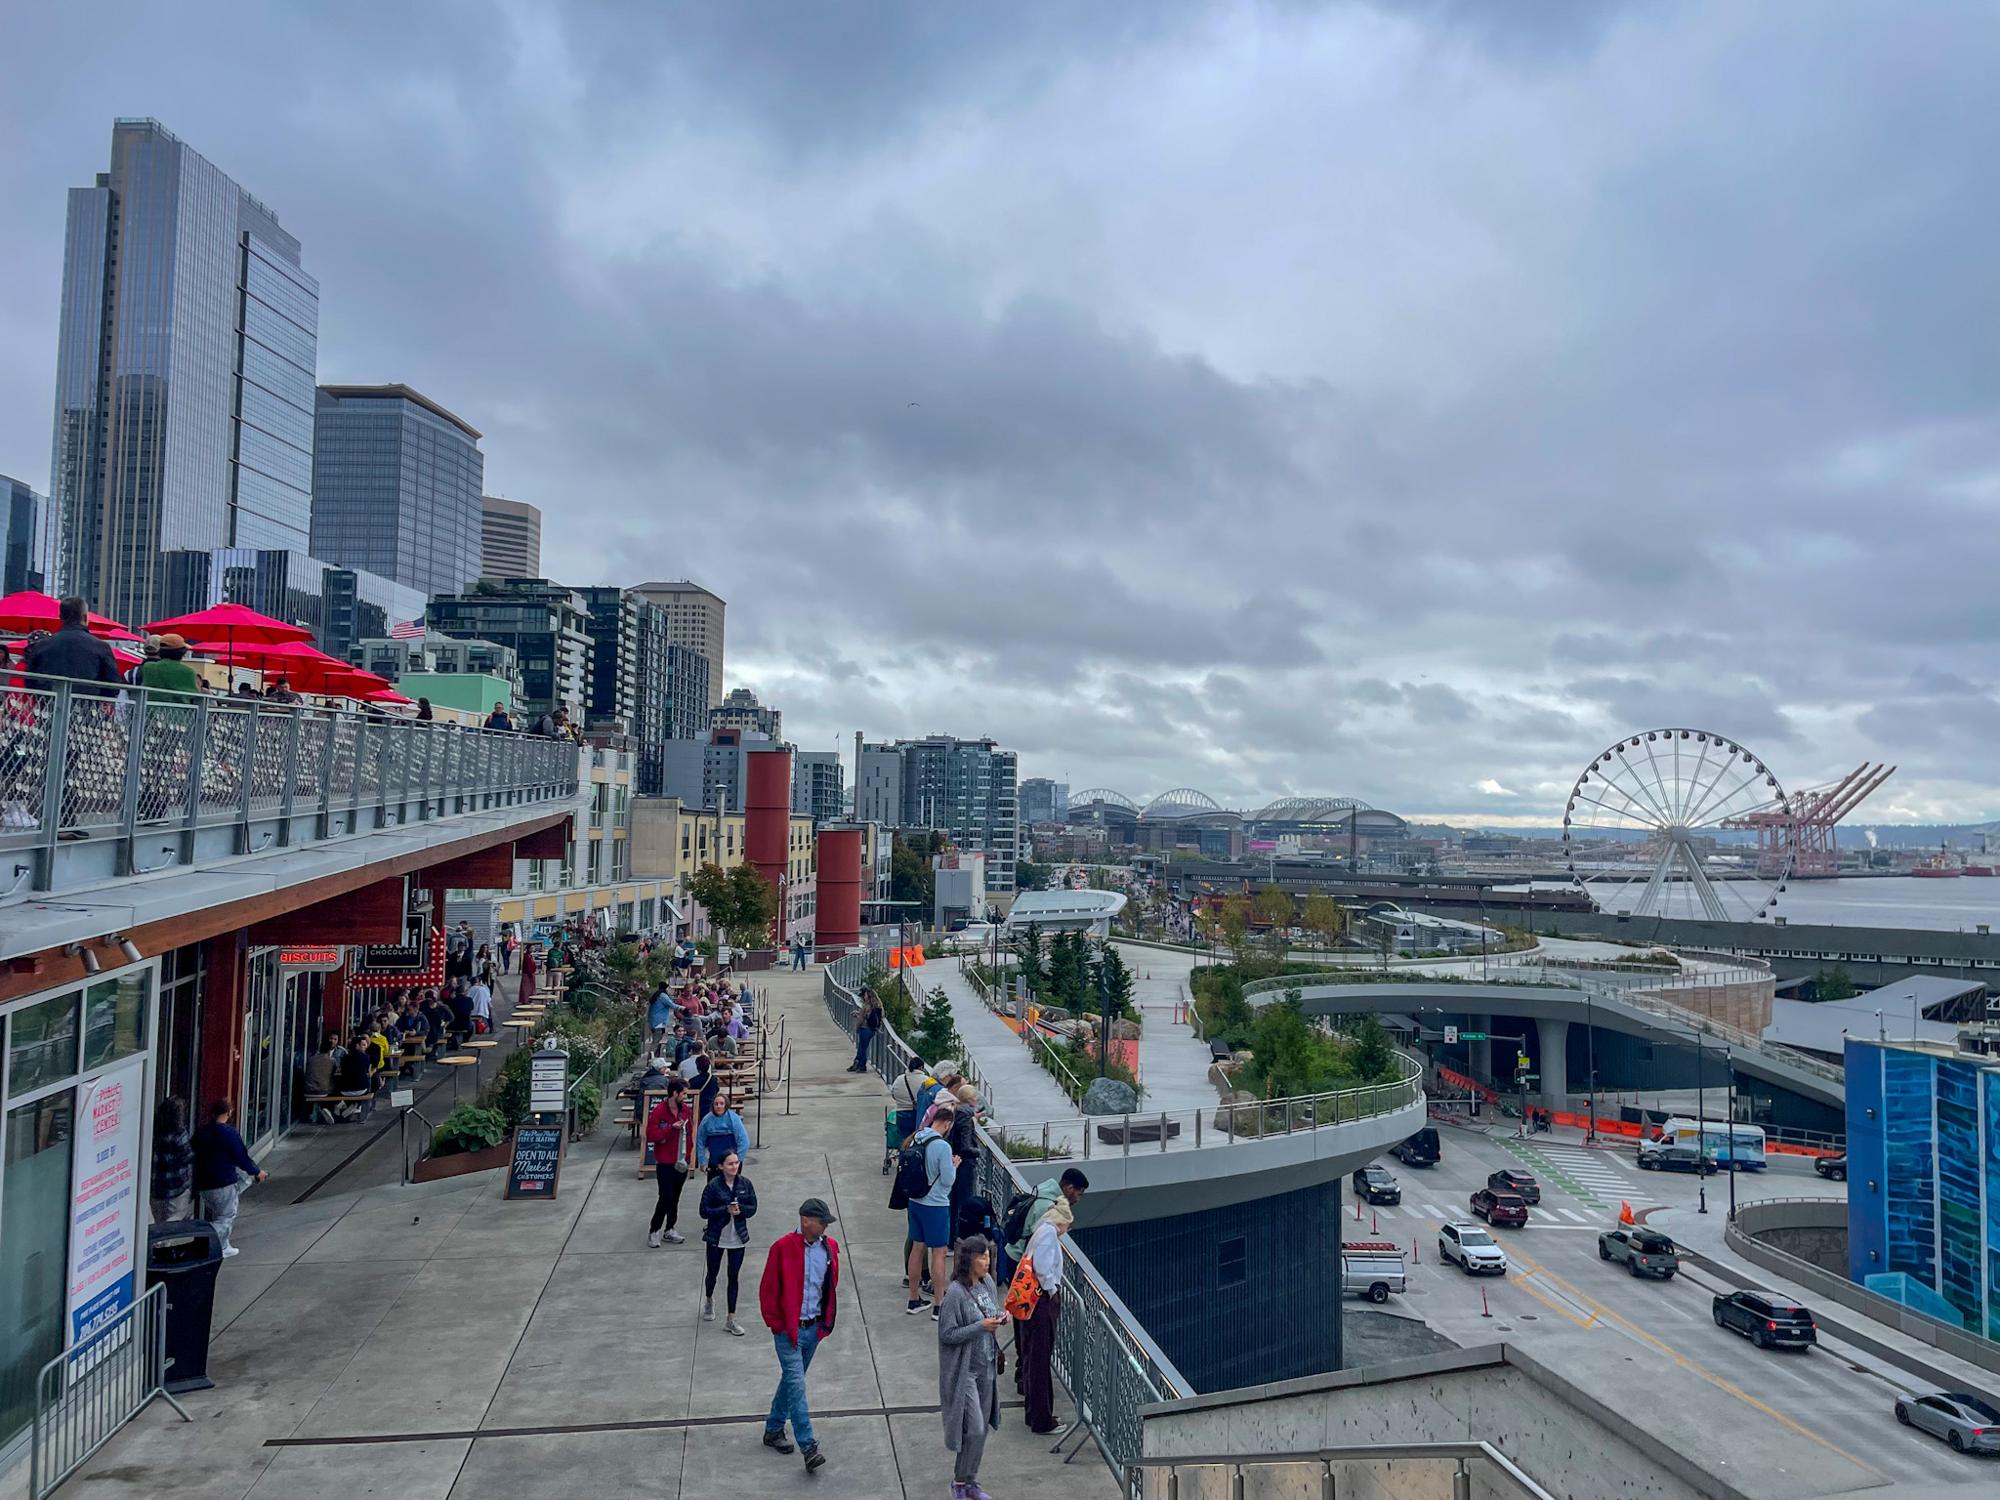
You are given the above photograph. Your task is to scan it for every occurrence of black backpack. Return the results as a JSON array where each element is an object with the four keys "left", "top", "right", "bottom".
[
  {"left": 890, "top": 1134, "right": 937, "bottom": 1208},
  {"left": 1000, "top": 1189, "right": 1041, "bottom": 1247}
]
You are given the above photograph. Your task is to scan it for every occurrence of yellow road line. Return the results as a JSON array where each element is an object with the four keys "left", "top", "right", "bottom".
[{"left": 1503, "top": 1242, "right": 1880, "bottom": 1480}]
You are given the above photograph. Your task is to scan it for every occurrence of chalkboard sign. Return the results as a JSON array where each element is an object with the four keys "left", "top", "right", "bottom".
[{"left": 505, "top": 1127, "right": 564, "bottom": 1200}]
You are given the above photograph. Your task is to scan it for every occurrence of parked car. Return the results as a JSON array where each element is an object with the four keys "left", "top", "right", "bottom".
[
  {"left": 1470, "top": 1187, "right": 1529, "bottom": 1228},
  {"left": 1814, "top": 1154, "right": 1848, "bottom": 1182},
  {"left": 1353, "top": 1165, "right": 1402, "bottom": 1205},
  {"left": 1340, "top": 1241, "right": 1408, "bottom": 1303},
  {"left": 1487, "top": 1168, "right": 1541, "bottom": 1204},
  {"left": 1894, "top": 1390, "right": 2000, "bottom": 1455},
  {"left": 1638, "top": 1143, "right": 1716, "bottom": 1175},
  {"left": 1711, "top": 1291, "right": 1817, "bottom": 1350},
  {"left": 1396, "top": 1127, "right": 1440, "bottom": 1168},
  {"left": 1438, "top": 1222, "right": 1508, "bottom": 1276},
  {"left": 1598, "top": 1226, "right": 1679, "bottom": 1279}
]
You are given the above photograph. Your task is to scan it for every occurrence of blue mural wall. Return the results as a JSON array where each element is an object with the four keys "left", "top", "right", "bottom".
[
  {"left": 1844, "top": 1038, "right": 1886, "bottom": 1281},
  {"left": 1073, "top": 1178, "right": 1344, "bottom": 1393}
]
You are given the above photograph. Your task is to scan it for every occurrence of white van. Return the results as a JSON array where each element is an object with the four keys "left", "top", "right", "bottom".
[{"left": 1341, "top": 1241, "right": 1408, "bottom": 1303}]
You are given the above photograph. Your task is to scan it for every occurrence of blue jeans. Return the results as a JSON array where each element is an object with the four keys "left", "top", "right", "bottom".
[
  {"left": 854, "top": 1027, "right": 876, "bottom": 1070},
  {"left": 768, "top": 1323, "right": 822, "bottom": 1447}
]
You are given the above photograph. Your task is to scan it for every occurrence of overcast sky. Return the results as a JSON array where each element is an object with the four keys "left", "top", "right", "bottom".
[{"left": 3, "top": 2, "right": 1997, "bottom": 825}]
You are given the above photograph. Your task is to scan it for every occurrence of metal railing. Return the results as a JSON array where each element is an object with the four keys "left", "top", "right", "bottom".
[
  {"left": 0, "top": 674, "right": 579, "bottom": 896},
  {"left": 823, "top": 952, "right": 1188, "bottom": 1491},
  {"left": 1129, "top": 1443, "right": 1558, "bottom": 1500},
  {"left": 31, "top": 1283, "right": 189, "bottom": 1500},
  {"left": 985, "top": 1050, "right": 1425, "bottom": 1162},
  {"left": 1243, "top": 954, "right": 1849, "bottom": 1089}
]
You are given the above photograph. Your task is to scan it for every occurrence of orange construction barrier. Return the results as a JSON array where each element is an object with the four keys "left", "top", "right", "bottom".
[{"left": 907, "top": 946, "right": 926, "bottom": 966}]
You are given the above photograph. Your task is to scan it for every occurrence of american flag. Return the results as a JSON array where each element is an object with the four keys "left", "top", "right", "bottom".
[{"left": 389, "top": 619, "right": 425, "bottom": 640}]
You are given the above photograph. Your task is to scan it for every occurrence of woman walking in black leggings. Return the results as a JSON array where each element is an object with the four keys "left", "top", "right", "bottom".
[{"left": 700, "top": 1149, "right": 758, "bottom": 1335}]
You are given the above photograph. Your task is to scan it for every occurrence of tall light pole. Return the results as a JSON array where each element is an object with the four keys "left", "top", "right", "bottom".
[
  {"left": 1585, "top": 989, "right": 1599, "bottom": 1145},
  {"left": 1726, "top": 1061, "right": 1738, "bottom": 1223},
  {"left": 1694, "top": 1026, "right": 1708, "bottom": 1215}
]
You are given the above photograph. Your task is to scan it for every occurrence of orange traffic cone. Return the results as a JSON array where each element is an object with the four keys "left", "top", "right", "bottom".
[{"left": 1618, "top": 1200, "right": 1635, "bottom": 1226}]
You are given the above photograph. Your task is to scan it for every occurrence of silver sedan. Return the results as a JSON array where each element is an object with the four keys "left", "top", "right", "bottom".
[{"left": 1894, "top": 1390, "right": 2000, "bottom": 1455}]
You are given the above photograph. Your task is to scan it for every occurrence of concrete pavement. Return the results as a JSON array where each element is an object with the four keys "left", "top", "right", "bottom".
[{"left": 17, "top": 966, "right": 1110, "bottom": 1500}]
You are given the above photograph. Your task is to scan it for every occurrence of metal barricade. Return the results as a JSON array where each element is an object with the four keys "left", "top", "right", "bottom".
[{"left": 30, "top": 1283, "right": 189, "bottom": 1500}]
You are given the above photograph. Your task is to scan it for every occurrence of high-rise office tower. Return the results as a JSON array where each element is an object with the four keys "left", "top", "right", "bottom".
[
  {"left": 711, "top": 686, "right": 782, "bottom": 742},
  {"left": 0, "top": 475, "right": 51, "bottom": 595},
  {"left": 857, "top": 734, "right": 1020, "bottom": 890},
  {"left": 310, "top": 385, "right": 484, "bottom": 598},
  {"left": 1019, "top": 777, "right": 1070, "bottom": 826},
  {"left": 49, "top": 119, "right": 318, "bottom": 623},
  {"left": 634, "top": 580, "right": 725, "bottom": 708},
  {"left": 480, "top": 495, "right": 541, "bottom": 579}
]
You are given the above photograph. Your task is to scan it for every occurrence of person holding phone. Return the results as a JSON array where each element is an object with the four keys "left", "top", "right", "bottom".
[
  {"left": 936, "top": 1234, "right": 1005, "bottom": 1500},
  {"left": 700, "top": 1149, "right": 758, "bottom": 1334}
]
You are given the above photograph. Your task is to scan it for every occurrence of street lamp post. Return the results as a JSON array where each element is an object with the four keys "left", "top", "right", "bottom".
[
  {"left": 1585, "top": 989, "right": 1599, "bottom": 1145},
  {"left": 1695, "top": 1027, "right": 1708, "bottom": 1215},
  {"left": 1726, "top": 1062, "right": 1738, "bottom": 1223}
]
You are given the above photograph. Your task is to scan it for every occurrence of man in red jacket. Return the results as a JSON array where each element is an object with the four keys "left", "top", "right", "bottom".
[{"left": 758, "top": 1196, "right": 840, "bottom": 1472}]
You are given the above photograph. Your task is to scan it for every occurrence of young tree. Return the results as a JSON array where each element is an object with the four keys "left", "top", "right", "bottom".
[
  {"left": 1015, "top": 920, "right": 1045, "bottom": 995},
  {"left": 687, "top": 861, "right": 780, "bottom": 950},
  {"left": 1255, "top": 882, "right": 1293, "bottom": 933},
  {"left": 1351, "top": 1015, "right": 1396, "bottom": 1082},
  {"left": 912, "top": 981, "right": 965, "bottom": 1066},
  {"left": 1219, "top": 896, "right": 1251, "bottom": 956},
  {"left": 1301, "top": 892, "right": 1344, "bottom": 959},
  {"left": 1371, "top": 917, "right": 1396, "bottom": 972},
  {"left": 1094, "top": 943, "right": 1137, "bottom": 1022},
  {"left": 1815, "top": 963, "right": 1858, "bottom": 1001}
]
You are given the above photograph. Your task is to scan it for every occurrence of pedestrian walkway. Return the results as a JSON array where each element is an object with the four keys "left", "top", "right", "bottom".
[
  {"left": 924, "top": 964, "right": 1078, "bottom": 1126},
  {"left": 13, "top": 966, "right": 1108, "bottom": 1500},
  {"left": 1500, "top": 1138, "right": 1655, "bottom": 1212},
  {"left": 1114, "top": 944, "right": 1215, "bottom": 1115}
]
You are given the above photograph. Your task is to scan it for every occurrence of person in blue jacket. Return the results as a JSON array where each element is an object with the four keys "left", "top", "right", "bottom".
[
  {"left": 192, "top": 1100, "right": 267, "bottom": 1256},
  {"left": 696, "top": 1087, "right": 751, "bottom": 1180},
  {"left": 647, "top": 983, "right": 675, "bottom": 1049}
]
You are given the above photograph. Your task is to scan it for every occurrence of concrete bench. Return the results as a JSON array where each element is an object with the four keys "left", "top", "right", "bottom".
[{"left": 1094, "top": 1117, "right": 1183, "bottom": 1146}]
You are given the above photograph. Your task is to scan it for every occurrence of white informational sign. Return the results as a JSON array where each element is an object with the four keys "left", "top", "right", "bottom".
[
  {"left": 529, "top": 1049, "right": 568, "bottom": 1114},
  {"left": 390, "top": 1089, "right": 415, "bottom": 1108},
  {"left": 67, "top": 1058, "right": 146, "bottom": 1344},
  {"left": 1444, "top": 1025, "right": 1459, "bottom": 1044}
]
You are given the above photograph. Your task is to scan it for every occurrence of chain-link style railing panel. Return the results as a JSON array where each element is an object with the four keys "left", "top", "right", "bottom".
[
  {"left": 326, "top": 716, "right": 360, "bottom": 806},
  {"left": 58, "top": 696, "right": 127, "bottom": 830},
  {"left": 136, "top": 700, "right": 199, "bottom": 824},
  {"left": 246, "top": 713, "right": 291, "bottom": 817},
  {"left": 0, "top": 694, "right": 53, "bottom": 836},
  {"left": 195, "top": 707, "right": 250, "bottom": 822},
  {"left": 291, "top": 712, "right": 331, "bottom": 806}
]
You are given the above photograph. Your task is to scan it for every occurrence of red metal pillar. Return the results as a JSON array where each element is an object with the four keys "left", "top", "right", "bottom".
[
  {"left": 198, "top": 932, "right": 247, "bottom": 1116},
  {"left": 744, "top": 748, "right": 793, "bottom": 947},
  {"left": 816, "top": 828, "right": 863, "bottom": 956}
]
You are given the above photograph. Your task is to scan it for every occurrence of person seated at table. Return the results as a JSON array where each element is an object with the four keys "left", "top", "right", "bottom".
[
  {"left": 334, "top": 1031, "right": 374, "bottom": 1114},
  {"left": 447, "top": 981, "right": 475, "bottom": 1039},
  {"left": 304, "top": 1036, "right": 340, "bottom": 1123},
  {"left": 637, "top": 1055, "right": 678, "bottom": 1096},
  {"left": 366, "top": 1019, "right": 393, "bottom": 1070},
  {"left": 399, "top": 994, "right": 431, "bottom": 1044},
  {"left": 679, "top": 1043, "right": 708, "bottom": 1085}
]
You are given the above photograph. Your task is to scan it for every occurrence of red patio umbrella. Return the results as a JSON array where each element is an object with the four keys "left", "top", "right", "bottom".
[
  {"left": 0, "top": 638, "right": 143, "bottom": 671},
  {"left": 0, "top": 591, "right": 139, "bottom": 640},
  {"left": 144, "top": 602, "right": 313, "bottom": 656},
  {"left": 364, "top": 688, "right": 416, "bottom": 706}
]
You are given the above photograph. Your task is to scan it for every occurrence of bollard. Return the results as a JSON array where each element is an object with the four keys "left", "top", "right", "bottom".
[
  {"left": 1481, "top": 1287, "right": 1492, "bottom": 1317},
  {"left": 1372, "top": 1210, "right": 1379, "bottom": 1234},
  {"left": 1354, "top": 1198, "right": 1362, "bottom": 1221},
  {"left": 1413, "top": 1236, "right": 1419, "bottom": 1265}
]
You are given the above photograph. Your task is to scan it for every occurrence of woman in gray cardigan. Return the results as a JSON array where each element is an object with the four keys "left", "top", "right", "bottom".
[{"left": 937, "top": 1234, "right": 1006, "bottom": 1500}]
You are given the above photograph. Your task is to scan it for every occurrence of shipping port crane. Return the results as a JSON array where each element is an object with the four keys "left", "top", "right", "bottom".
[{"left": 1723, "top": 762, "right": 1895, "bottom": 877}]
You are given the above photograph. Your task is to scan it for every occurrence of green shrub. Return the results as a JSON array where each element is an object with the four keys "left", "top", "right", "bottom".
[
  {"left": 572, "top": 1079, "right": 603, "bottom": 1135},
  {"left": 430, "top": 1104, "right": 507, "bottom": 1157},
  {"left": 480, "top": 1048, "right": 535, "bottom": 1127}
]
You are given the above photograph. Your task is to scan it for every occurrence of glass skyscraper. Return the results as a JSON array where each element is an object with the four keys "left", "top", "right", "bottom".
[
  {"left": 48, "top": 119, "right": 317, "bottom": 624},
  {"left": 311, "top": 385, "right": 484, "bottom": 600},
  {"left": 0, "top": 475, "right": 50, "bottom": 596}
]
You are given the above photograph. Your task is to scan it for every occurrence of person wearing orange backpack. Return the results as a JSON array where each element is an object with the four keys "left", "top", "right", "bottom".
[{"left": 645, "top": 1076, "right": 695, "bottom": 1247}]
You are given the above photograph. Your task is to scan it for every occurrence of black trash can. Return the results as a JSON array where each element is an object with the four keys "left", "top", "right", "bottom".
[{"left": 146, "top": 1220, "right": 222, "bottom": 1393}]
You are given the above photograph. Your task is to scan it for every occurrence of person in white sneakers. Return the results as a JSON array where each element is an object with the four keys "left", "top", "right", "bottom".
[
  {"left": 645, "top": 1077, "right": 695, "bottom": 1247},
  {"left": 699, "top": 1149, "right": 758, "bottom": 1334}
]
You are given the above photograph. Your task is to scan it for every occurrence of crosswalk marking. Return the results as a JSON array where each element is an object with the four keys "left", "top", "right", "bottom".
[
  {"left": 1423, "top": 1204, "right": 1449, "bottom": 1219},
  {"left": 1555, "top": 1207, "right": 1588, "bottom": 1223}
]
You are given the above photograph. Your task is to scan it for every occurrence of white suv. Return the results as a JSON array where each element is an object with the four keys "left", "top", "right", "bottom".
[{"left": 1439, "top": 1221, "right": 1509, "bottom": 1276}]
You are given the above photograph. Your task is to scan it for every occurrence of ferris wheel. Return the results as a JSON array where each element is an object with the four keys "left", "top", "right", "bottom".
[{"left": 1561, "top": 729, "right": 1790, "bottom": 922}]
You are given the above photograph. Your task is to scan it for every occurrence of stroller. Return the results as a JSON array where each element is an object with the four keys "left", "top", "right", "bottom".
[{"left": 882, "top": 1106, "right": 902, "bottom": 1175}]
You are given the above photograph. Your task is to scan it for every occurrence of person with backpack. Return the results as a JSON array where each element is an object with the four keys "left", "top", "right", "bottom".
[
  {"left": 645, "top": 1077, "right": 695, "bottom": 1247},
  {"left": 891, "top": 1055, "right": 928, "bottom": 1141},
  {"left": 1001, "top": 1168, "right": 1089, "bottom": 1281},
  {"left": 700, "top": 1149, "right": 758, "bottom": 1334},
  {"left": 902, "top": 1099, "right": 958, "bottom": 1318},
  {"left": 1016, "top": 1198, "right": 1074, "bottom": 1433}
]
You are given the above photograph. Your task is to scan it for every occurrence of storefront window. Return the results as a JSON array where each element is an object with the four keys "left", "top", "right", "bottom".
[
  {"left": 6, "top": 992, "right": 79, "bottom": 1095},
  {"left": 81, "top": 974, "right": 150, "bottom": 1072},
  {"left": 0, "top": 1090, "right": 76, "bottom": 1448}
]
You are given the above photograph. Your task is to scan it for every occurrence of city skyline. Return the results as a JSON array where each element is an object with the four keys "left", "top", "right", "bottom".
[{"left": 2, "top": 6, "right": 1999, "bottom": 821}]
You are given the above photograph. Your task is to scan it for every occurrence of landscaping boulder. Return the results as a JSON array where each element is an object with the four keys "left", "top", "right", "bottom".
[
  {"left": 1212, "top": 1090, "right": 1262, "bottom": 1136},
  {"left": 1081, "top": 1076, "right": 1141, "bottom": 1116}
]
